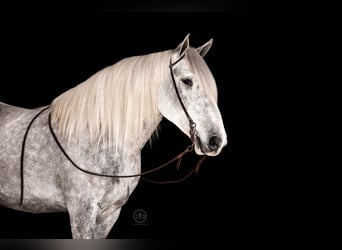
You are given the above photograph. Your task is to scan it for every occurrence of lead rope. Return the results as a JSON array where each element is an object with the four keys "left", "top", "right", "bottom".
[{"left": 19, "top": 108, "right": 205, "bottom": 205}]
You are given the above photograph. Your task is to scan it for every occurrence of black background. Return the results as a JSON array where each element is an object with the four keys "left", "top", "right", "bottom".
[{"left": 0, "top": 1, "right": 265, "bottom": 243}]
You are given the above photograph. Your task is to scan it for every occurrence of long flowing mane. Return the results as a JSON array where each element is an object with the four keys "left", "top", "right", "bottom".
[
  {"left": 50, "top": 47, "right": 217, "bottom": 151},
  {"left": 51, "top": 50, "right": 171, "bottom": 151}
]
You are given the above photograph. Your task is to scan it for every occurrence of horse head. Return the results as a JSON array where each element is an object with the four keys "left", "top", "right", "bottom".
[{"left": 158, "top": 34, "right": 227, "bottom": 156}]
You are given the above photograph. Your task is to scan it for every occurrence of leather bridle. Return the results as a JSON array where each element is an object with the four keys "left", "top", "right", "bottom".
[
  {"left": 19, "top": 55, "right": 205, "bottom": 206},
  {"left": 169, "top": 54, "right": 198, "bottom": 143}
]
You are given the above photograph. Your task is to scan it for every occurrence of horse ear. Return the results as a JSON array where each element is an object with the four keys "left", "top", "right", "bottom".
[
  {"left": 196, "top": 38, "right": 213, "bottom": 57},
  {"left": 174, "top": 33, "right": 190, "bottom": 59}
]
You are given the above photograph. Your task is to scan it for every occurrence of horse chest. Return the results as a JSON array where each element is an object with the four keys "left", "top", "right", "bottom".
[{"left": 100, "top": 178, "right": 139, "bottom": 209}]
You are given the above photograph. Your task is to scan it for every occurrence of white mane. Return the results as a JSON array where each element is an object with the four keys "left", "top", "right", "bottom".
[
  {"left": 51, "top": 50, "right": 171, "bottom": 151},
  {"left": 50, "top": 47, "right": 217, "bottom": 151}
]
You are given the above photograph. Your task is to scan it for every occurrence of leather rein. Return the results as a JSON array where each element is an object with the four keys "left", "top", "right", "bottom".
[{"left": 19, "top": 55, "right": 206, "bottom": 205}]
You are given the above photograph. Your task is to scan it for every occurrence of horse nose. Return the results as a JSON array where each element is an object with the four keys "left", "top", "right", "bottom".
[{"left": 208, "top": 135, "right": 221, "bottom": 151}]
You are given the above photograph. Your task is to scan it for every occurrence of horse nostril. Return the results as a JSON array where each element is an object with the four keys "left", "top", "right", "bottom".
[{"left": 208, "top": 136, "right": 221, "bottom": 151}]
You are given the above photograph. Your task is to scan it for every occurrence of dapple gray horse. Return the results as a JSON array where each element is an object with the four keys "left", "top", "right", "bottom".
[{"left": 0, "top": 34, "right": 227, "bottom": 238}]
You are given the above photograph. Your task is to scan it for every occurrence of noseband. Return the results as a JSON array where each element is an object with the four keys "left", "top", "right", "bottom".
[{"left": 19, "top": 56, "right": 205, "bottom": 206}]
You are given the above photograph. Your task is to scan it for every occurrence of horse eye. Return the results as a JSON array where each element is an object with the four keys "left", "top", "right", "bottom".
[{"left": 181, "top": 78, "right": 193, "bottom": 86}]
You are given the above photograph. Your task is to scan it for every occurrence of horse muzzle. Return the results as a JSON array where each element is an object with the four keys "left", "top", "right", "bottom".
[{"left": 194, "top": 134, "right": 227, "bottom": 156}]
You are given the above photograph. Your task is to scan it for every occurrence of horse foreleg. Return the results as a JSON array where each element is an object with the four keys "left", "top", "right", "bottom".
[
  {"left": 68, "top": 205, "right": 99, "bottom": 239},
  {"left": 94, "top": 206, "right": 122, "bottom": 239}
]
